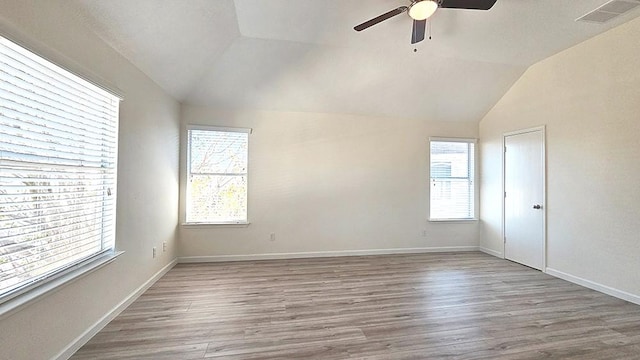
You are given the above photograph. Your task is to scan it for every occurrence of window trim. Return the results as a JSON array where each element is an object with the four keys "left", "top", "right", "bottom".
[
  {"left": 184, "top": 124, "right": 252, "bottom": 225},
  {"left": 0, "top": 33, "right": 124, "bottom": 316},
  {"left": 0, "top": 251, "right": 123, "bottom": 319},
  {"left": 0, "top": 32, "right": 123, "bottom": 100},
  {"left": 428, "top": 137, "right": 479, "bottom": 222}
]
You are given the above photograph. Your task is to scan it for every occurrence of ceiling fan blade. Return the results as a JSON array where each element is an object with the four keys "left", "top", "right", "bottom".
[
  {"left": 354, "top": 6, "right": 408, "bottom": 31},
  {"left": 411, "top": 19, "right": 426, "bottom": 44},
  {"left": 440, "top": 0, "right": 497, "bottom": 10}
]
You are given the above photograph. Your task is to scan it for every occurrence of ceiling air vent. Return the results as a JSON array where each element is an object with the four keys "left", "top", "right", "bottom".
[{"left": 576, "top": 0, "right": 640, "bottom": 23}]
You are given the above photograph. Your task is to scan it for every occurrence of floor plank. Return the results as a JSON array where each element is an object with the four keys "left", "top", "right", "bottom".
[{"left": 71, "top": 252, "right": 640, "bottom": 359}]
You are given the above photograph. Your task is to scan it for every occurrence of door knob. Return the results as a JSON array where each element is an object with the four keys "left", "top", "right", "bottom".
[{"left": 533, "top": 204, "right": 542, "bottom": 209}]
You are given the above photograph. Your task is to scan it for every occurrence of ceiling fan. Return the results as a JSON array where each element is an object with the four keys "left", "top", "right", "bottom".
[{"left": 354, "top": 0, "right": 498, "bottom": 44}]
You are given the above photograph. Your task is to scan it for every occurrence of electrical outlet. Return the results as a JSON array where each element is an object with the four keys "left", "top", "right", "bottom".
[
  {"left": 152, "top": 247, "right": 157, "bottom": 258},
  {"left": 163, "top": 242, "right": 167, "bottom": 252},
  {"left": 270, "top": 233, "right": 276, "bottom": 241}
]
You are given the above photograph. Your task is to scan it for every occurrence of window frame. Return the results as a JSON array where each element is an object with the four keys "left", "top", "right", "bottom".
[
  {"left": 184, "top": 125, "right": 251, "bottom": 226},
  {"left": 428, "top": 137, "right": 479, "bottom": 222},
  {"left": 0, "top": 34, "right": 124, "bottom": 317}
]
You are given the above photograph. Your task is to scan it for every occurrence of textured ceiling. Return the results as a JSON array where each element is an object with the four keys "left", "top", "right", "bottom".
[{"left": 70, "top": 0, "right": 640, "bottom": 122}]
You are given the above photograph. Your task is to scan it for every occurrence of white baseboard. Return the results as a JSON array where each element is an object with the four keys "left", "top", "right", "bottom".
[
  {"left": 546, "top": 267, "right": 640, "bottom": 306},
  {"left": 55, "top": 259, "right": 178, "bottom": 360},
  {"left": 178, "top": 246, "right": 479, "bottom": 263},
  {"left": 479, "top": 247, "right": 503, "bottom": 258}
]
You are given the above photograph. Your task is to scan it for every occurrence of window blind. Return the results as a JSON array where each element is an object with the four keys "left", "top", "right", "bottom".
[
  {"left": 186, "top": 127, "right": 249, "bottom": 224},
  {"left": 429, "top": 139, "right": 476, "bottom": 220},
  {"left": 0, "top": 36, "right": 119, "bottom": 302}
]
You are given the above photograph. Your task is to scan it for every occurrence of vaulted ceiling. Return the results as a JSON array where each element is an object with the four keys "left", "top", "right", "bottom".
[{"left": 70, "top": 0, "right": 640, "bottom": 122}]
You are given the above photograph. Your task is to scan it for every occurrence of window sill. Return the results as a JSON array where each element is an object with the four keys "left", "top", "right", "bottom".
[
  {"left": 0, "top": 251, "right": 124, "bottom": 320},
  {"left": 181, "top": 222, "right": 251, "bottom": 228},
  {"left": 429, "top": 218, "right": 479, "bottom": 223}
]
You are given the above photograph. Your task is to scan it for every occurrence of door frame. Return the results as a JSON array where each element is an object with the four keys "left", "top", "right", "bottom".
[{"left": 502, "top": 125, "right": 547, "bottom": 272}]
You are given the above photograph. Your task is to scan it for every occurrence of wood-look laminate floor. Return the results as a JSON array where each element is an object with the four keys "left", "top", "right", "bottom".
[{"left": 71, "top": 252, "right": 640, "bottom": 359}]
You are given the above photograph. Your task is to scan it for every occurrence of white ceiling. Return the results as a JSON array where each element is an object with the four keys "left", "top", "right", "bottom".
[{"left": 70, "top": 0, "right": 640, "bottom": 122}]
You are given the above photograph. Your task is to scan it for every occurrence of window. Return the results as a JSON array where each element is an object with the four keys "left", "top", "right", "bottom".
[
  {"left": 429, "top": 138, "right": 476, "bottom": 220},
  {"left": 186, "top": 126, "right": 250, "bottom": 224},
  {"left": 0, "top": 36, "right": 120, "bottom": 304}
]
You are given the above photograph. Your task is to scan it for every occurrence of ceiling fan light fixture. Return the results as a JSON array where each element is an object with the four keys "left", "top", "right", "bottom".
[{"left": 409, "top": 0, "right": 438, "bottom": 20}]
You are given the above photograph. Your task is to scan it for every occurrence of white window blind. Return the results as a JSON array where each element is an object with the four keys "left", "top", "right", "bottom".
[
  {"left": 0, "top": 36, "right": 119, "bottom": 302},
  {"left": 186, "top": 126, "right": 249, "bottom": 224},
  {"left": 429, "top": 138, "right": 476, "bottom": 220}
]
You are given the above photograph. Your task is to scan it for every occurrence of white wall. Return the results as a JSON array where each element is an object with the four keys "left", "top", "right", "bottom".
[
  {"left": 0, "top": 1, "right": 180, "bottom": 359},
  {"left": 480, "top": 16, "right": 640, "bottom": 299},
  {"left": 179, "top": 107, "right": 479, "bottom": 259}
]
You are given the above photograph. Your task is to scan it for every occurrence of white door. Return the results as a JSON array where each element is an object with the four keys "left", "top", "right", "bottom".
[{"left": 504, "top": 129, "right": 545, "bottom": 270}]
